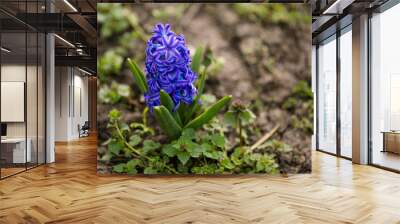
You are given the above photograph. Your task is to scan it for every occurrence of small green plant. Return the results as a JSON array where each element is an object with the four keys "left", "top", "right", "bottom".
[{"left": 224, "top": 100, "right": 256, "bottom": 146}]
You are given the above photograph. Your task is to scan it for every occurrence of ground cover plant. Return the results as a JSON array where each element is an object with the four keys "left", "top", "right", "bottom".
[{"left": 97, "top": 3, "right": 312, "bottom": 174}]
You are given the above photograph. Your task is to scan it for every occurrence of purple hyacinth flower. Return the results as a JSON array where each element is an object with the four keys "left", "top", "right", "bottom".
[{"left": 144, "top": 23, "right": 197, "bottom": 111}]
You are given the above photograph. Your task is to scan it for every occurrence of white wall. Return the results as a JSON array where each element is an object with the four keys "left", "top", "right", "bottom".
[
  {"left": 1, "top": 65, "right": 32, "bottom": 138},
  {"left": 55, "top": 67, "right": 89, "bottom": 141},
  {"left": 55, "top": 66, "right": 69, "bottom": 141}
]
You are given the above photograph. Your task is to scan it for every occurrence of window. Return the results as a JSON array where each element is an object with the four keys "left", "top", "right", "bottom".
[
  {"left": 0, "top": 1, "right": 46, "bottom": 179},
  {"left": 339, "top": 26, "right": 352, "bottom": 158},
  {"left": 317, "top": 35, "right": 337, "bottom": 154},
  {"left": 370, "top": 3, "right": 400, "bottom": 171}
]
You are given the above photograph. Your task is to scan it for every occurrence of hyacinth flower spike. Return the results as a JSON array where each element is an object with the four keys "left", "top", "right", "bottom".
[{"left": 127, "top": 23, "right": 232, "bottom": 139}]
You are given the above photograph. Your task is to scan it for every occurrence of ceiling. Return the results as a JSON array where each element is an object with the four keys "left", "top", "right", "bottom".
[
  {"left": 311, "top": 0, "right": 389, "bottom": 41},
  {"left": 0, "top": 0, "right": 97, "bottom": 73}
]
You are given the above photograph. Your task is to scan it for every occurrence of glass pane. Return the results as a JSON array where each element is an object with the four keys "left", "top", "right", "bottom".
[
  {"left": 26, "top": 0, "right": 39, "bottom": 169},
  {"left": 340, "top": 28, "right": 352, "bottom": 158},
  {"left": 318, "top": 36, "right": 337, "bottom": 154},
  {"left": 38, "top": 32, "right": 45, "bottom": 165},
  {"left": 371, "top": 4, "right": 400, "bottom": 171},
  {"left": 1, "top": 30, "right": 27, "bottom": 177},
  {"left": 27, "top": 30, "right": 38, "bottom": 169}
]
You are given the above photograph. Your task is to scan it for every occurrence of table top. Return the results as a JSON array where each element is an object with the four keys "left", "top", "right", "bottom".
[
  {"left": 381, "top": 131, "right": 400, "bottom": 134},
  {"left": 1, "top": 138, "right": 30, "bottom": 143}
]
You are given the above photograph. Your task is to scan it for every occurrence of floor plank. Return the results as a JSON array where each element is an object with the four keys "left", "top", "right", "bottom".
[{"left": 0, "top": 135, "right": 400, "bottom": 224}]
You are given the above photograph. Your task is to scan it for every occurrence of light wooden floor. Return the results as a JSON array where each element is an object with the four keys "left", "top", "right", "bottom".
[{"left": 1, "top": 135, "right": 400, "bottom": 224}]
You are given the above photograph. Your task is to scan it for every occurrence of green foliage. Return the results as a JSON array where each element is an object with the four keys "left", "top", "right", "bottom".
[
  {"left": 292, "top": 80, "right": 313, "bottom": 100},
  {"left": 282, "top": 97, "right": 297, "bottom": 111},
  {"left": 224, "top": 100, "right": 256, "bottom": 146},
  {"left": 127, "top": 58, "right": 148, "bottom": 93},
  {"left": 291, "top": 115, "right": 313, "bottom": 135},
  {"left": 185, "top": 95, "right": 232, "bottom": 129},
  {"left": 283, "top": 80, "right": 313, "bottom": 135},
  {"left": 191, "top": 46, "right": 204, "bottom": 74},
  {"left": 232, "top": 3, "right": 311, "bottom": 25},
  {"left": 256, "top": 139, "right": 292, "bottom": 153},
  {"left": 105, "top": 109, "right": 177, "bottom": 174},
  {"left": 153, "top": 106, "right": 182, "bottom": 139},
  {"left": 98, "top": 3, "right": 140, "bottom": 39},
  {"left": 98, "top": 50, "right": 124, "bottom": 82},
  {"left": 159, "top": 90, "right": 182, "bottom": 126},
  {"left": 105, "top": 109, "right": 280, "bottom": 175},
  {"left": 199, "top": 47, "right": 224, "bottom": 76},
  {"left": 98, "top": 82, "right": 130, "bottom": 104}
]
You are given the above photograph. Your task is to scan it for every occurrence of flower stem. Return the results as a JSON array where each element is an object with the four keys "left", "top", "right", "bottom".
[{"left": 237, "top": 115, "right": 244, "bottom": 146}]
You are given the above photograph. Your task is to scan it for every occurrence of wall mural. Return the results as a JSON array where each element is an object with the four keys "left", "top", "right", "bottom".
[{"left": 97, "top": 3, "right": 312, "bottom": 175}]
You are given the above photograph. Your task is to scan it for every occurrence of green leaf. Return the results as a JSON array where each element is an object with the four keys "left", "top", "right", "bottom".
[
  {"left": 221, "top": 158, "right": 235, "bottom": 170},
  {"left": 126, "top": 159, "right": 140, "bottom": 174},
  {"left": 144, "top": 167, "right": 158, "bottom": 174},
  {"left": 177, "top": 151, "right": 190, "bottom": 165},
  {"left": 211, "top": 133, "right": 225, "bottom": 148},
  {"left": 162, "top": 144, "right": 178, "bottom": 157},
  {"left": 130, "top": 122, "right": 155, "bottom": 136},
  {"left": 127, "top": 159, "right": 140, "bottom": 168},
  {"left": 127, "top": 168, "right": 138, "bottom": 175},
  {"left": 185, "top": 70, "right": 207, "bottom": 122},
  {"left": 177, "top": 163, "right": 189, "bottom": 174},
  {"left": 142, "top": 140, "right": 161, "bottom": 155},
  {"left": 159, "top": 89, "right": 174, "bottom": 111},
  {"left": 185, "top": 95, "right": 232, "bottom": 130},
  {"left": 186, "top": 143, "right": 204, "bottom": 158},
  {"left": 126, "top": 58, "right": 148, "bottom": 93},
  {"left": 256, "top": 160, "right": 265, "bottom": 172},
  {"left": 203, "top": 50, "right": 212, "bottom": 68},
  {"left": 224, "top": 111, "right": 237, "bottom": 127},
  {"left": 160, "top": 90, "right": 183, "bottom": 126},
  {"left": 128, "top": 135, "right": 141, "bottom": 147},
  {"left": 201, "top": 143, "right": 213, "bottom": 151},
  {"left": 99, "top": 153, "right": 112, "bottom": 162},
  {"left": 120, "top": 123, "right": 130, "bottom": 133},
  {"left": 153, "top": 106, "right": 182, "bottom": 139},
  {"left": 191, "top": 46, "right": 204, "bottom": 74},
  {"left": 196, "top": 70, "right": 207, "bottom": 97},
  {"left": 112, "top": 163, "right": 126, "bottom": 173},
  {"left": 190, "top": 147, "right": 204, "bottom": 158},
  {"left": 203, "top": 149, "right": 221, "bottom": 160},
  {"left": 231, "top": 155, "right": 242, "bottom": 166},
  {"left": 108, "top": 140, "right": 124, "bottom": 155},
  {"left": 181, "top": 128, "right": 196, "bottom": 140},
  {"left": 108, "top": 109, "right": 121, "bottom": 122},
  {"left": 239, "top": 109, "right": 256, "bottom": 125}
]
